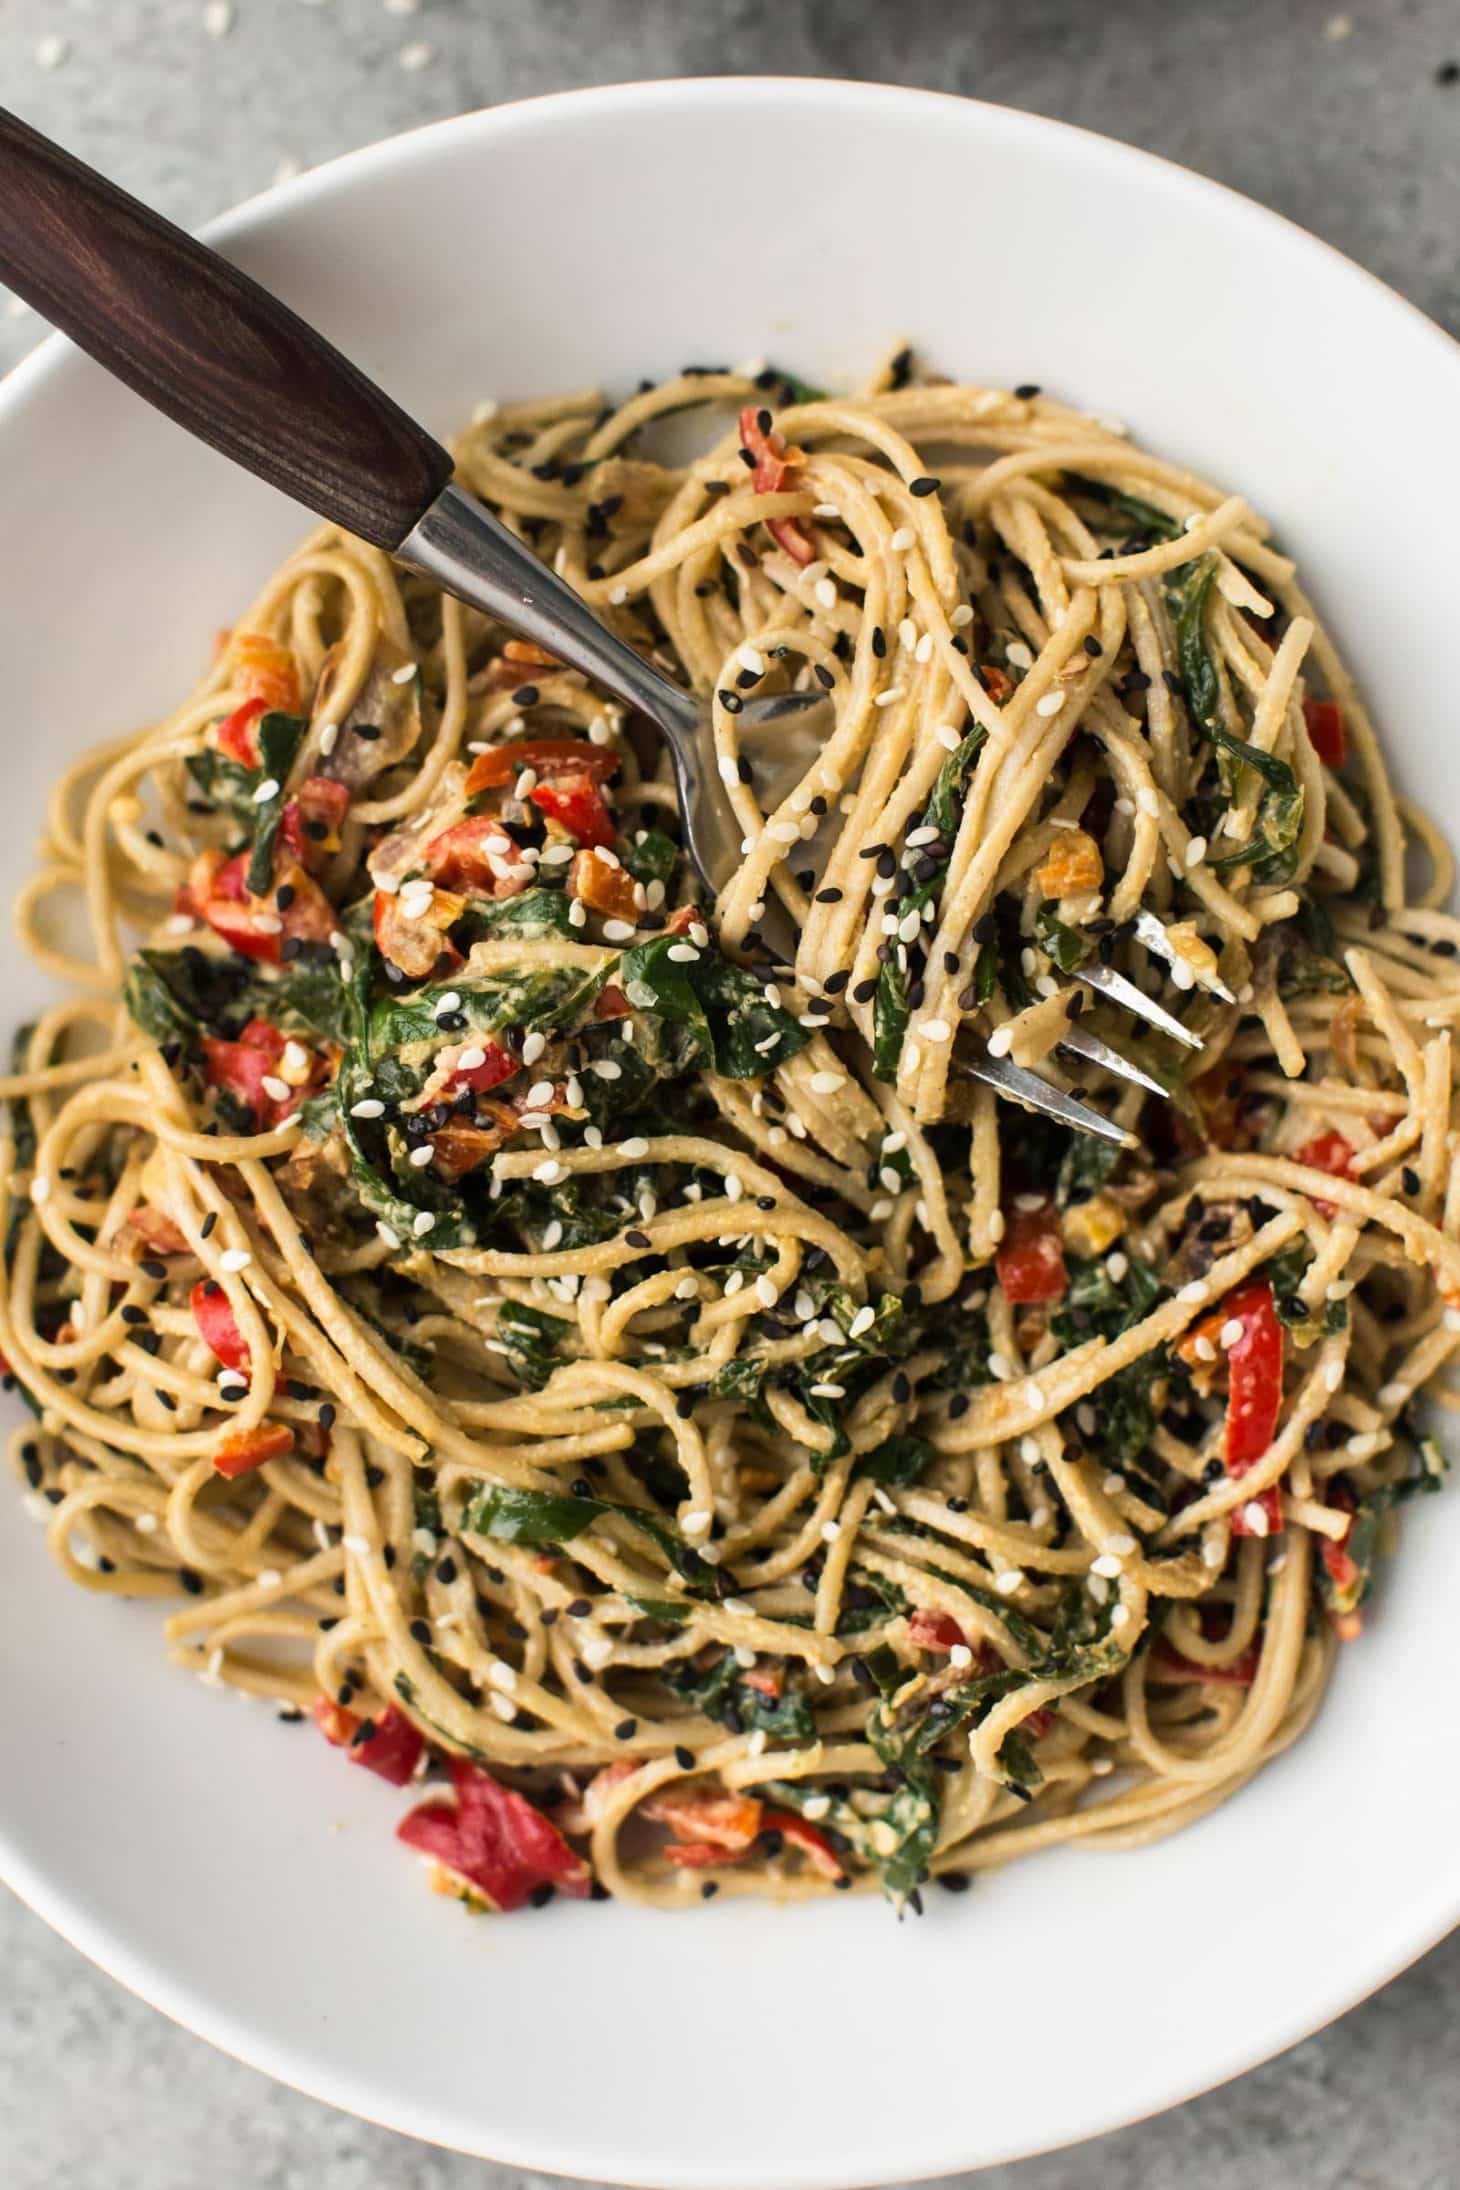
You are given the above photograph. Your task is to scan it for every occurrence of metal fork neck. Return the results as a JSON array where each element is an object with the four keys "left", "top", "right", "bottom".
[{"left": 398, "top": 482, "right": 701, "bottom": 740}]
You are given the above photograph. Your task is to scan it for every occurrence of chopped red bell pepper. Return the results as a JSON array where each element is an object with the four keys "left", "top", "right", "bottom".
[
  {"left": 1293, "top": 1129, "right": 1354, "bottom": 1219},
  {"left": 665, "top": 904, "right": 706, "bottom": 938},
  {"left": 184, "top": 849, "right": 334, "bottom": 966},
  {"left": 761, "top": 1808, "right": 845, "bottom": 1880},
  {"left": 568, "top": 847, "right": 640, "bottom": 922},
  {"left": 128, "top": 1207, "right": 191, "bottom": 1257},
  {"left": 191, "top": 1278, "right": 250, "bottom": 1374},
  {"left": 447, "top": 1039, "right": 519, "bottom": 1094},
  {"left": 663, "top": 1840, "right": 739, "bottom": 1869},
  {"left": 312, "top": 1697, "right": 357, "bottom": 1747},
  {"left": 336, "top": 1702, "right": 426, "bottom": 1786},
  {"left": 1302, "top": 698, "right": 1346, "bottom": 768},
  {"left": 1184, "top": 1279, "right": 1285, "bottom": 1537},
  {"left": 737, "top": 404, "right": 818, "bottom": 564},
  {"left": 908, "top": 1608, "right": 968, "bottom": 1653},
  {"left": 528, "top": 773, "right": 616, "bottom": 850},
  {"left": 465, "top": 739, "right": 617, "bottom": 796},
  {"left": 593, "top": 983, "right": 633, "bottom": 1020},
  {"left": 740, "top": 1664, "right": 785, "bottom": 1701},
  {"left": 202, "top": 1016, "right": 320, "bottom": 1128},
  {"left": 422, "top": 815, "right": 535, "bottom": 894},
  {"left": 213, "top": 1421, "right": 294, "bottom": 1478},
  {"left": 995, "top": 1204, "right": 1068, "bottom": 1305},
  {"left": 232, "top": 631, "right": 302, "bottom": 715},
  {"left": 215, "top": 695, "right": 267, "bottom": 768},
  {"left": 396, "top": 1756, "right": 592, "bottom": 1910},
  {"left": 641, "top": 1788, "right": 763, "bottom": 1851},
  {"left": 280, "top": 775, "right": 351, "bottom": 871},
  {"left": 981, "top": 665, "right": 1016, "bottom": 704}
]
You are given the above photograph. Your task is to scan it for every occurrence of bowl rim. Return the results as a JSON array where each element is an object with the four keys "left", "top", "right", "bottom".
[{"left": 1, "top": 74, "right": 1457, "bottom": 2186}]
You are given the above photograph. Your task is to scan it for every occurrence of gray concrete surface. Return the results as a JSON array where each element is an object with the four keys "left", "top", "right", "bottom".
[{"left": 1, "top": 2, "right": 1458, "bottom": 2185}]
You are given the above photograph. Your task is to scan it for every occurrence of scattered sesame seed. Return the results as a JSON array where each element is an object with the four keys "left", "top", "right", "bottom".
[{"left": 219, "top": 1248, "right": 251, "bottom": 1273}]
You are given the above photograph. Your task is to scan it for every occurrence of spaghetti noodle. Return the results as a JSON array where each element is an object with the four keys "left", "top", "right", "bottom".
[{"left": 2, "top": 356, "right": 1454, "bottom": 1916}]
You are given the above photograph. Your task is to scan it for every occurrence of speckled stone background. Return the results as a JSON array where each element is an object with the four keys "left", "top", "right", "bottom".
[{"left": 2, "top": 3, "right": 1459, "bottom": 2185}]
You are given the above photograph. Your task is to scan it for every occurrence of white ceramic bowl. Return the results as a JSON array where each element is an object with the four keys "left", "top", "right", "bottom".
[{"left": 2, "top": 79, "right": 1457, "bottom": 2189}]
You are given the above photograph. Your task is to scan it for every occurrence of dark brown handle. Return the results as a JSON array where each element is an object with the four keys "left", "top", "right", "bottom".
[{"left": 0, "top": 105, "right": 453, "bottom": 549}]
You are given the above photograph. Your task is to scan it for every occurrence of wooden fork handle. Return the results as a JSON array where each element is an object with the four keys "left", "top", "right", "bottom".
[{"left": 0, "top": 105, "right": 453, "bottom": 549}]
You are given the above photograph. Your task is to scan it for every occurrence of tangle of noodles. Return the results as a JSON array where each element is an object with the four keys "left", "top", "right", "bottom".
[{"left": 3, "top": 354, "right": 1455, "bottom": 1915}]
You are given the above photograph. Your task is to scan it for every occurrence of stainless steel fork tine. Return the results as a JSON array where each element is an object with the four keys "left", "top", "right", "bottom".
[
  {"left": 957, "top": 1040, "right": 1137, "bottom": 1147},
  {"left": 1131, "top": 908, "right": 1236, "bottom": 1005},
  {"left": 1056, "top": 1022, "right": 1168, "bottom": 1097},
  {"left": 1075, "top": 961, "right": 1203, "bottom": 1050}
]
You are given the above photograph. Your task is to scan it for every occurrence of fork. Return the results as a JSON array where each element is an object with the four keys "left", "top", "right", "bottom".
[{"left": 0, "top": 104, "right": 1210, "bottom": 1145}]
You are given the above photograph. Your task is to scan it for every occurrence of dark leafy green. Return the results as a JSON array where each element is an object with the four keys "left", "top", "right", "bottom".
[{"left": 245, "top": 711, "right": 310, "bottom": 893}]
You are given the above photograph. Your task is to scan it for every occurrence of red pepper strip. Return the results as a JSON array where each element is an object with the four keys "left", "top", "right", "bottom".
[
  {"left": 738, "top": 405, "right": 818, "bottom": 564},
  {"left": 280, "top": 775, "right": 351, "bottom": 871},
  {"left": 191, "top": 1278, "right": 250, "bottom": 1374},
  {"left": 1213, "top": 1279, "right": 1286, "bottom": 1537},
  {"left": 1302, "top": 697, "right": 1346, "bottom": 768},
  {"left": 663, "top": 1840, "right": 739, "bottom": 1869},
  {"left": 908, "top": 1608, "right": 968, "bottom": 1653},
  {"left": 213, "top": 1421, "right": 294, "bottom": 1479},
  {"left": 396, "top": 1756, "right": 592, "bottom": 1910},
  {"left": 995, "top": 1205, "right": 1069, "bottom": 1305},
  {"left": 465, "top": 739, "right": 617, "bottom": 796},
  {"left": 593, "top": 984, "right": 633, "bottom": 1020},
  {"left": 665, "top": 904, "right": 705, "bottom": 937},
  {"left": 347, "top": 1703, "right": 425, "bottom": 1787},
  {"left": 202, "top": 1016, "right": 317, "bottom": 1128},
  {"left": 529, "top": 774, "right": 616, "bottom": 850},
  {"left": 1293, "top": 1129, "right": 1354, "bottom": 1219},
  {"left": 760, "top": 1808, "right": 845, "bottom": 1880},
  {"left": 1149, "top": 1640, "right": 1261, "bottom": 1686},
  {"left": 448, "top": 1039, "right": 519, "bottom": 1094},
  {"left": 128, "top": 1207, "right": 191, "bottom": 1256},
  {"left": 215, "top": 695, "right": 267, "bottom": 768},
  {"left": 422, "top": 816, "right": 534, "bottom": 895},
  {"left": 641, "top": 1789, "right": 763, "bottom": 1850}
]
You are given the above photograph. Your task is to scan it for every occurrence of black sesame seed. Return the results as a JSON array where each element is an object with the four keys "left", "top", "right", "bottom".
[
  {"left": 700, "top": 1881, "right": 719, "bottom": 1899},
  {"left": 409, "top": 1618, "right": 432, "bottom": 1645},
  {"left": 1403, "top": 1167, "right": 1421, "bottom": 1194},
  {"left": 512, "top": 685, "right": 540, "bottom": 708},
  {"left": 815, "top": 886, "right": 843, "bottom": 904},
  {"left": 675, "top": 1391, "right": 695, "bottom": 1419},
  {"left": 567, "top": 1597, "right": 592, "bottom": 1618},
  {"left": 909, "top": 475, "right": 940, "bottom": 497},
  {"left": 614, "top": 1717, "right": 638, "bottom": 1741},
  {"left": 938, "top": 1871, "right": 972, "bottom": 1893},
  {"left": 948, "top": 1395, "right": 970, "bottom": 1421},
  {"left": 528, "top": 1882, "right": 556, "bottom": 1909},
  {"left": 718, "top": 689, "right": 744, "bottom": 715},
  {"left": 871, "top": 626, "right": 887, "bottom": 659},
  {"left": 140, "top": 1259, "right": 168, "bottom": 1282},
  {"left": 1014, "top": 382, "right": 1042, "bottom": 400},
  {"left": 178, "top": 1568, "right": 204, "bottom": 1596},
  {"left": 625, "top": 1228, "right": 652, "bottom": 1250},
  {"left": 852, "top": 977, "right": 877, "bottom": 1003},
  {"left": 674, "top": 1745, "right": 695, "bottom": 1770},
  {"left": 275, "top": 883, "right": 296, "bottom": 912},
  {"left": 319, "top": 1402, "right": 336, "bottom": 1430}
]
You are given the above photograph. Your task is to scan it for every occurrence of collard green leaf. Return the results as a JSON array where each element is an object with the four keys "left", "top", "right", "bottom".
[
  {"left": 457, "top": 888, "right": 574, "bottom": 944},
  {"left": 618, "top": 830, "right": 681, "bottom": 889},
  {"left": 854, "top": 1434, "right": 935, "bottom": 1488},
  {"left": 245, "top": 711, "right": 310, "bottom": 894},
  {"left": 494, "top": 1299, "right": 571, "bottom": 1390},
  {"left": 617, "top": 936, "right": 807, "bottom": 1079}
]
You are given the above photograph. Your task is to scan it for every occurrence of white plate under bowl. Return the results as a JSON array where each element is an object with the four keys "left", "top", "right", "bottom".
[{"left": 0, "top": 79, "right": 1456, "bottom": 2189}]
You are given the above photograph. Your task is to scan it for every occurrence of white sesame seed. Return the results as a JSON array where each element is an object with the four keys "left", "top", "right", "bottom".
[
  {"left": 754, "top": 1275, "right": 778, "bottom": 1309},
  {"left": 620, "top": 1137, "right": 650, "bottom": 1159},
  {"left": 938, "top": 725, "right": 962, "bottom": 752},
  {"left": 809, "top": 1070, "right": 845, "bottom": 1094},
  {"left": 252, "top": 777, "right": 280, "bottom": 804},
  {"left": 204, "top": 1, "right": 234, "bottom": 35},
  {"left": 1241, "top": 1501, "right": 1271, "bottom": 1537},
  {"left": 407, "top": 1144, "right": 435, "bottom": 1169},
  {"left": 1023, "top": 1381, "right": 1046, "bottom": 1409},
  {"left": 667, "top": 943, "right": 700, "bottom": 964},
  {"left": 948, "top": 1643, "right": 974, "bottom": 1668},
  {"left": 950, "top": 604, "right": 974, "bottom": 629},
  {"left": 874, "top": 687, "right": 905, "bottom": 709},
  {"left": 260, "top": 1074, "right": 290, "bottom": 1103},
  {"left": 398, "top": 40, "right": 434, "bottom": 70},
  {"left": 412, "top": 1210, "right": 436, "bottom": 1237},
  {"left": 1090, "top": 1553, "right": 1123, "bottom": 1579},
  {"left": 376, "top": 1222, "right": 400, "bottom": 1249},
  {"left": 848, "top": 1305, "right": 876, "bottom": 1341},
  {"left": 1138, "top": 786, "right": 1160, "bottom": 817},
  {"left": 35, "top": 33, "right": 70, "bottom": 70},
  {"left": 1006, "top": 641, "right": 1034, "bottom": 671},
  {"left": 995, "top": 1570, "right": 1025, "bottom": 1596},
  {"left": 814, "top": 503, "right": 841, "bottom": 520},
  {"left": 814, "top": 578, "right": 837, "bottom": 609},
  {"left": 1323, "top": 1358, "right": 1345, "bottom": 1392},
  {"left": 1194, "top": 1336, "right": 1218, "bottom": 1364},
  {"left": 1178, "top": 1281, "right": 1209, "bottom": 1305},
  {"left": 532, "top": 1159, "right": 563, "bottom": 1184},
  {"left": 1219, "top": 1317, "right": 1245, "bottom": 1350},
  {"left": 219, "top": 1248, "right": 251, "bottom": 1273},
  {"left": 1378, "top": 1381, "right": 1408, "bottom": 1408},
  {"left": 521, "top": 1032, "right": 547, "bottom": 1067},
  {"left": 1185, "top": 836, "right": 1208, "bottom": 868},
  {"left": 820, "top": 1520, "right": 842, "bottom": 1544},
  {"left": 986, "top": 1027, "right": 1013, "bottom": 1058},
  {"left": 29, "top": 1175, "right": 50, "bottom": 1205},
  {"left": 350, "top": 1098, "right": 385, "bottom": 1119},
  {"left": 1105, "top": 1251, "right": 1129, "bottom": 1282},
  {"left": 890, "top": 527, "right": 915, "bottom": 551},
  {"left": 919, "top": 1018, "right": 951, "bottom": 1042},
  {"left": 1035, "top": 691, "right": 1065, "bottom": 718},
  {"left": 1346, "top": 1431, "right": 1380, "bottom": 1459},
  {"left": 1110, "top": 1604, "right": 1132, "bottom": 1631}
]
